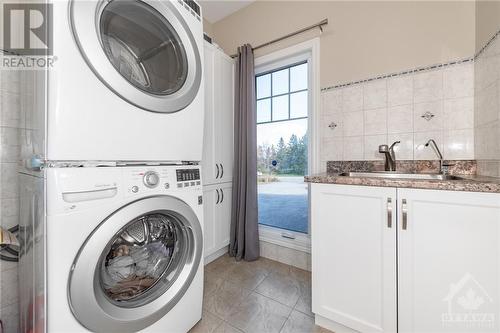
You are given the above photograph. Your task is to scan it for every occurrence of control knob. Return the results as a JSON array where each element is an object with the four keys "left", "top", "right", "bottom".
[{"left": 143, "top": 171, "right": 160, "bottom": 188}]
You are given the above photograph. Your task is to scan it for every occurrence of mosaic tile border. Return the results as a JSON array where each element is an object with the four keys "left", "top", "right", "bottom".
[{"left": 475, "top": 28, "right": 500, "bottom": 59}]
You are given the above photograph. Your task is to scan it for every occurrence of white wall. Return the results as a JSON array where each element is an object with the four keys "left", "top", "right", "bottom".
[{"left": 210, "top": 1, "right": 475, "bottom": 89}]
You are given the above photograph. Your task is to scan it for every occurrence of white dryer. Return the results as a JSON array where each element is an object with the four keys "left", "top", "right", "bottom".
[
  {"left": 19, "top": 165, "right": 204, "bottom": 332},
  {"left": 29, "top": 0, "right": 204, "bottom": 163}
]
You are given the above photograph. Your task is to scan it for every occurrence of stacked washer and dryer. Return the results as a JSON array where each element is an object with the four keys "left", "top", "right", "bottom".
[{"left": 19, "top": 0, "right": 206, "bottom": 332}]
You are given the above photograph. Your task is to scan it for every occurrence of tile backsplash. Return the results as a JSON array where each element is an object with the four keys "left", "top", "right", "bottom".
[
  {"left": 475, "top": 31, "right": 500, "bottom": 176},
  {"left": 320, "top": 61, "right": 474, "bottom": 171},
  {"left": 0, "top": 69, "right": 25, "bottom": 333}
]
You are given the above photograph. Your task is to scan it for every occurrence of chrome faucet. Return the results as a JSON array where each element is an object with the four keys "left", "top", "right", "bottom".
[
  {"left": 379, "top": 141, "right": 400, "bottom": 171},
  {"left": 424, "top": 139, "right": 449, "bottom": 174}
]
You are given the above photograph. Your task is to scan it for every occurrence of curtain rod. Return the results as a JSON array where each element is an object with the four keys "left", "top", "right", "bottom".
[{"left": 230, "top": 18, "right": 328, "bottom": 58}]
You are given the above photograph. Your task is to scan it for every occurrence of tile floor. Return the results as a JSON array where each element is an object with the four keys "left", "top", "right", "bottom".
[{"left": 190, "top": 254, "right": 332, "bottom": 333}]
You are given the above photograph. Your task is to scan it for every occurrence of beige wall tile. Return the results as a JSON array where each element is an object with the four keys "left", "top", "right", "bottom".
[
  {"left": 443, "top": 97, "right": 474, "bottom": 130},
  {"left": 363, "top": 79, "right": 387, "bottom": 110},
  {"left": 321, "top": 113, "right": 343, "bottom": 138},
  {"left": 364, "top": 135, "right": 386, "bottom": 160},
  {"left": 443, "top": 62, "right": 474, "bottom": 99},
  {"left": 388, "top": 104, "right": 413, "bottom": 134},
  {"left": 414, "top": 131, "right": 444, "bottom": 160},
  {"left": 342, "top": 111, "right": 364, "bottom": 137},
  {"left": 364, "top": 108, "right": 387, "bottom": 136},
  {"left": 321, "top": 89, "right": 342, "bottom": 115},
  {"left": 388, "top": 75, "right": 413, "bottom": 107},
  {"left": 414, "top": 70, "right": 443, "bottom": 103},
  {"left": 388, "top": 133, "right": 414, "bottom": 160},
  {"left": 443, "top": 129, "right": 474, "bottom": 159},
  {"left": 413, "top": 101, "right": 444, "bottom": 132},
  {"left": 343, "top": 136, "right": 364, "bottom": 160},
  {"left": 341, "top": 85, "right": 363, "bottom": 112}
]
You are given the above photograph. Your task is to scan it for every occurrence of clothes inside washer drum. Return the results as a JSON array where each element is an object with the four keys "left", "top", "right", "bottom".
[{"left": 99, "top": 214, "right": 180, "bottom": 303}]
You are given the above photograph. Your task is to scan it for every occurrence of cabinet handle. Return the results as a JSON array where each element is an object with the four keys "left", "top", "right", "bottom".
[
  {"left": 387, "top": 198, "right": 392, "bottom": 228},
  {"left": 216, "top": 189, "right": 220, "bottom": 204},
  {"left": 220, "top": 188, "right": 224, "bottom": 203},
  {"left": 402, "top": 199, "right": 408, "bottom": 230},
  {"left": 220, "top": 164, "right": 224, "bottom": 178},
  {"left": 216, "top": 164, "right": 220, "bottom": 179}
]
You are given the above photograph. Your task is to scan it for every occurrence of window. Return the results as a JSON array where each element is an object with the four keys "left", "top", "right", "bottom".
[{"left": 256, "top": 62, "right": 309, "bottom": 237}]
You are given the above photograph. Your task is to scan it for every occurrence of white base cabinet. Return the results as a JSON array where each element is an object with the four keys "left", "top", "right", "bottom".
[
  {"left": 311, "top": 184, "right": 500, "bottom": 333},
  {"left": 311, "top": 184, "right": 397, "bottom": 333},
  {"left": 398, "top": 188, "right": 500, "bottom": 333},
  {"left": 203, "top": 182, "right": 232, "bottom": 261}
]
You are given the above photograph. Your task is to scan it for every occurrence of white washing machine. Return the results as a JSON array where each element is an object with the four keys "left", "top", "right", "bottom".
[
  {"left": 31, "top": 0, "right": 204, "bottom": 162},
  {"left": 19, "top": 165, "right": 204, "bottom": 332}
]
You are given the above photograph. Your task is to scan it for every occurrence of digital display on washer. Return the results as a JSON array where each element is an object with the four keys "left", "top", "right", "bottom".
[{"left": 176, "top": 169, "right": 200, "bottom": 182}]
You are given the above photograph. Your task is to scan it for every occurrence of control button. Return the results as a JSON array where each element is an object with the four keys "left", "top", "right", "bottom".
[
  {"left": 177, "top": 183, "right": 183, "bottom": 188},
  {"left": 143, "top": 171, "right": 160, "bottom": 188},
  {"left": 190, "top": 181, "right": 195, "bottom": 186},
  {"left": 164, "top": 183, "right": 170, "bottom": 189},
  {"left": 196, "top": 181, "right": 201, "bottom": 185},
  {"left": 184, "top": 183, "right": 189, "bottom": 187},
  {"left": 131, "top": 186, "right": 139, "bottom": 193}
]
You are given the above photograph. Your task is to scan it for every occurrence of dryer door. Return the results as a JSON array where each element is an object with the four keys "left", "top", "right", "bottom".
[
  {"left": 70, "top": 0, "right": 202, "bottom": 113},
  {"left": 68, "top": 196, "right": 203, "bottom": 332}
]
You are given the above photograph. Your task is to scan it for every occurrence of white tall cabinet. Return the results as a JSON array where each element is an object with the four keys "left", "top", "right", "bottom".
[
  {"left": 311, "top": 184, "right": 500, "bottom": 333},
  {"left": 202, "top": 41, "right": 235, "bottom": 263}
]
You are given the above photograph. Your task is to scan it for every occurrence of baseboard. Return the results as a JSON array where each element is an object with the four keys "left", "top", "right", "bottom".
[
  {"left": 315, "top": 315, "right": 359, "bottom": 333},
  {"left": 204, "top": 246, "right": 228, "bottom": 265},
  {"left": 260, "top": 241, "right": 311, "bottom": 271}
]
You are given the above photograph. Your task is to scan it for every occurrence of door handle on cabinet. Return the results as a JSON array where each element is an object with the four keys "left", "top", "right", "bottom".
[
  {"left": 220, "top": 188, "right": 224, "bottom": 203},
  {"left": 216, "top": 189, "right": 220, "bottom": 204},
  {"left": 387, "top": 198, "right": 392, "bottom": 228},
  {"left": 216, "top": 164, "right": 220, "bottom": 179},
  {"left": 402, "top": 199, "right": 408, "bottom": 230},
  {"left": 220, "top": 164, "right": 224, "bottom": 178}
]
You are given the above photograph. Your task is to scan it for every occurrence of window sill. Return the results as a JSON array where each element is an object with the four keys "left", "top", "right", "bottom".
[{"left": 258, "top": 224, "right": 311, "bottom": 253}]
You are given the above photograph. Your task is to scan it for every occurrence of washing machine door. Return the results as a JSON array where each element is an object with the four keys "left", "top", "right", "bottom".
[
  {"left": 70, "top": 0, "right": 202, "bottom": 113},
  {"left": 68, "top": 196, "right": 203, "bottom": 332}
]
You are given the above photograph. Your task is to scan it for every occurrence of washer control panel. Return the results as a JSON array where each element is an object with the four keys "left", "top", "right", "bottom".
[{"left": 125, "top": 166, "right": 201, "bottom": 197}]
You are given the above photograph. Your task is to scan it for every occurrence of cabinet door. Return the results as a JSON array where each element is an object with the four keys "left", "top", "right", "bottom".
[
  {"left": 216, "top": 182, "right": 233, "bottom": 247},
  {"left": 202, "top": 42, "right": 217, "bottom": 185},
  {"left": 398, "top": 189, "right": 500, "bottom": 333},
  {"left": 311, "top": 184, "right": 397, "bottom": 333},
  {"left": 202, "top": 185, "right": 218, "bottom": 257},
  {"left": 216, "top": 56, "right": 235, "bottom": 184}
]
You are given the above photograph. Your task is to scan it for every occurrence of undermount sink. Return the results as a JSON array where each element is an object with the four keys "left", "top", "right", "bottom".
[{"left": 338, "top": 171, "right": 464, "bottom": 181}]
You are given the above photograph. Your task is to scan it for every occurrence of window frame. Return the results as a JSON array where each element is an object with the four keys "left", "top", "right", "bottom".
[{"left": 254, "top": 38, "right": 321, "bottom": 253}]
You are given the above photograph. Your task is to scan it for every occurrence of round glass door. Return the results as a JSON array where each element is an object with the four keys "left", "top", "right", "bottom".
[
  {"left": 99, "top": 213, "right": 188, "bottom": 307},
  {"left": 68, "top": 196, "right": 203, "bottom": 332},
  {"left": 99, "top": 1, "right": 188, "bottom": 96},
  {"left": 70, "top": 0, "right": 202, "bottom": 113}
]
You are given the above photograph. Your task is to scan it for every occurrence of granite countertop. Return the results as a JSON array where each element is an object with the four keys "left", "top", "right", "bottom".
[
  {"left": 304, "top": 173, "right": 500, "bottom": 193},
  {"left": 304, "top": 160, "right": 500, "bottom": 193}
]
